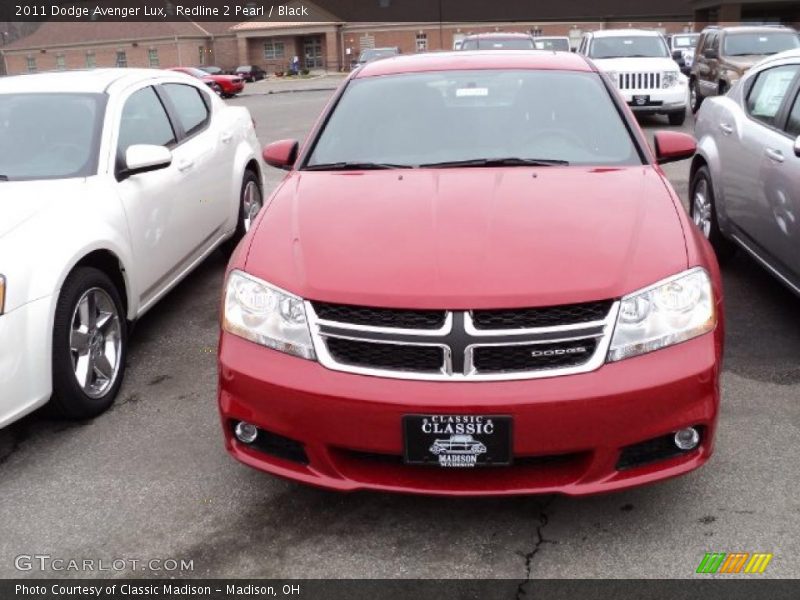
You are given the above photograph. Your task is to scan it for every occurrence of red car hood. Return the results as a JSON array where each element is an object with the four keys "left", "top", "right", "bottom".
[{"left": 245, "top": 166, "right": 688, "bottom": 309}]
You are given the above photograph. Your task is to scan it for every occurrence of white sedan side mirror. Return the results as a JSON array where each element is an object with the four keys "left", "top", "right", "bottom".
[{"left": 121, "top": 144, "right": 172, "bottom": 179}]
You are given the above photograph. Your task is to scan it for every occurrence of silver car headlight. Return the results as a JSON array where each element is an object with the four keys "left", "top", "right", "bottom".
[
  {"left": 222, "top": 270, "right": 315, "bottom": 359},
  {"left": 662, "top": 71, "right": 681, "bottom": 88},
  {"left": 607, "top": 268, "right": 716, "bottom": 362},
  {"left": 604, "top": 70, "right": 619, "bottom": 88}
]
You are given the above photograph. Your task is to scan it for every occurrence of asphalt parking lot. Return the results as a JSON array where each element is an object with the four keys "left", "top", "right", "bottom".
[{"left": 1, "top": 88, "right": 799, "bottom": 581}]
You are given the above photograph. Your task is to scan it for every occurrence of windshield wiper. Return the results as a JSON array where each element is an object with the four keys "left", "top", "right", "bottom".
[
  {"left": 303, "top": 162, "right": 414, "bottom": 171},
  {"left": 419, "top": 157, "right": 569, "bottom": 168}
]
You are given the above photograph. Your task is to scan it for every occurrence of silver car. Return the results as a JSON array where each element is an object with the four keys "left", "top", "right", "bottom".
[{"left": 692, "top": 48, "right": 800, "bottom": 294}]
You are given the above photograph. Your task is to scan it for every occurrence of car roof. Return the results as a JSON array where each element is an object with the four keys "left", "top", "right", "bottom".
[
  {"left": 711, "top": 25, "right": 795, "bottom": 33},
  {"left": 591, "top": 29, "right": 663, "bottom": 38},
  {"left": 0, "top": 68, "right": 178, "bottom": 94},
  {"left": 464, "top": 32, "right": 533, "bottom": 39},
  {"left": 355, "top": 50, "right": 593, "bottom": 78},
  {"left": 747, "top": 47, "right": 800, "bottom": 70}
]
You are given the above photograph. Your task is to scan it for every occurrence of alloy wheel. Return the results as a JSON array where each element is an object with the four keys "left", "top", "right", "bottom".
[
  {"left": 692, "top": 178, "right": 712, "bottom": 238},
  {"left": 69, "top": 287, "right": 122, "bottom": 399},
  {"left": 242, "top": 180, "right": 263, "bottom": 232}
]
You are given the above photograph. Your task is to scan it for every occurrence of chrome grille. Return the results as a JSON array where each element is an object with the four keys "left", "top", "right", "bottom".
[
  {"left": 307, "top": 300, "right": 619, "bottom": 381},
  {"left": 617, "top": 72, "right": 661, "bottom": 90}
]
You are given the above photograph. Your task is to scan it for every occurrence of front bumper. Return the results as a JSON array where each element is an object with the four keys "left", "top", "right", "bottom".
[
  {"left": 0, "top": 296, "right": 53, "bottom": 427},
  {"left": 622, "top": 85, "right": 687, "bottom": 115},
  {"left": 219, "top": 329, "right": 720, "bottom": 496}
]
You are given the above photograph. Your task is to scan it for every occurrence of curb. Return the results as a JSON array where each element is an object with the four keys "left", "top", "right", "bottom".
[{"left": 239, "top": 86, "right": 340, "bottom": 97}]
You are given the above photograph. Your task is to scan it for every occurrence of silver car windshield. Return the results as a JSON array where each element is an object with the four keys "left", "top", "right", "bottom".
[
  {"left": 673, "top": 35, "right": 699, "bottom": 49},
  {"left": 306, "top": 69, "right": 641, "bottom": 168},
  {"left": 461, "top": 38, "right": 535, "bottom": 50},
  {"left": 0, "top": 93, "right": 105, "bottom": 181}
]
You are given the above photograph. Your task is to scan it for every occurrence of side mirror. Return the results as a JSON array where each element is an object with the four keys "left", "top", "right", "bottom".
[
  {"left": 653, "top": 131, "right": 697, "bottom": 165},
  {"left": 795, "top": 135, "right": 800, "bottom": 158},
  {"left": 704, "top": 48, "right": 718, "bottom": 60},
  {"left": 571, "top": 47, "right": 577, "bottom": 53},
  {"left": 672, "top": 49, "right": 683, "bottom": 60},
  {"left": 120, "top": 144, "right": 172, "bottom": 180},
  {"left": 262, "top": 139, "right": 299, "bottom": 170}
]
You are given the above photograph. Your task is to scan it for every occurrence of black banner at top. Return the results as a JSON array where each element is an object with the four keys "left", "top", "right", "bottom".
[{"left": 1, "top": 0, "right": 699, "bottom": 23}]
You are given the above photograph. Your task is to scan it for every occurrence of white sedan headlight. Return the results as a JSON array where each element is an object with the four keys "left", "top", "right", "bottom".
[
  {"left": 222, "top": 270, "right": 315, "bottom": 359},
  {"left": 607, "top": 268, "right": 716, "bottom": 362},
  {"left": 604, "top": 71, "right": 619, "bottom": 88},
  {"left": 662, "top": 71, "right": 681, "bottom": 88}
]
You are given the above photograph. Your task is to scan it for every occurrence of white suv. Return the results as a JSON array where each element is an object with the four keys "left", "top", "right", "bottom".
[
  {"left": 579, "top": 29, "right": 689, "bottom": 125},
  {"left": 0, "top": 69, "right": 264, "bottom": 427}
]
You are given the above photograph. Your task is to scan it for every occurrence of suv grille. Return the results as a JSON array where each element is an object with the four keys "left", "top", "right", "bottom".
[
  {"left": 472, "top": 301, "right": 613, "bottom": 330},
  {"left": 617, "top": 72, "right": 662, "bottom": 90},
  {"left": 309, "top": 300, "right": 617, "bottom": 381},
  {"left": 313, "top": 301, "right": 446, "bottom": 330}
]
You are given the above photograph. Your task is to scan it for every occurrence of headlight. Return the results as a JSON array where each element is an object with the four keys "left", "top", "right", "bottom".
[
  {"left": 662, "top": 71, "right": 681, "bottom": 88},
  {"left": 607, "top": 268, "right": 716, "bottom": 362},
  {"left": 222, "top": 270, "right": 315, "bottom": 360},
  {"left": 0, "top": 275, "right": 5, "bottom": 315},
  {"left": 604, "top": 70, "right": 619, "bottom": 87}
]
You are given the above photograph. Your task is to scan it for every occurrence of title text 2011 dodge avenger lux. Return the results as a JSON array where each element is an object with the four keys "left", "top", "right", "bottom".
[{"left": 218, "top": 52, "right": 724, "bottom": 496}]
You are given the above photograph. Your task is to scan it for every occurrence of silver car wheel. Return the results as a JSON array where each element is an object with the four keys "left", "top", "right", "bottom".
[
  {"left": 69, "top": 288, "right": 122, "bottom": 399},
  {"left": 242, "top": 180, "right": 263, "bottom": 232},
  {"left": 693, "top": 179, "right": 712, "bottom": 238}
]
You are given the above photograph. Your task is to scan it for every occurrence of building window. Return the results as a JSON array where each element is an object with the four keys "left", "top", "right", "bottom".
[
  {"left": 56, "top": 54, "right": 65, "bottom": 70},
  {"left": 359, "top": 34, "right": 375, "bottom": 50},
  {"left": 415, "top": 33, "right": 428, "bottom": 52},
  {"left": 116, "top": 50, "right": 127, "bottom": 68},
  {"left": 26, "top": 56, "right": 37, "bottom": 73},
  {"left": 86, "top": 51, "right": 96, "bottom": 68},
  {"left": 149, "top": 48, "right": 159, "bottom": 68},
  {"left": 263, "top": 41, "right": 285, "bottom": 60}
]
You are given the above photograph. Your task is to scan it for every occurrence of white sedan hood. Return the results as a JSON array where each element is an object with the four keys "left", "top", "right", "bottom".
[{"left": 592, "top": 56, "right": 679, "bottom": 72}]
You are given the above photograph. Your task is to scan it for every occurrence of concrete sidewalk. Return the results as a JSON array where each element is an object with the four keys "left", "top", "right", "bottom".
[{"left": 240, "top": 72, "right": 348, "bottom": 96}]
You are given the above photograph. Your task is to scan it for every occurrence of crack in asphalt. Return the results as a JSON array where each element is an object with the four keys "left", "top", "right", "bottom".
[{"left": 516, "top": 496, "right": 556, "bottom": 599}]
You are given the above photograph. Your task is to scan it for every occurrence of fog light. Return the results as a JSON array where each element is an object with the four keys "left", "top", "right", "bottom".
[
  {"left": 235, "top": 421, "right": 258, "bottom": 444},
  {"left": 674, "top": 427, "right": 699, "bottom": 451}
]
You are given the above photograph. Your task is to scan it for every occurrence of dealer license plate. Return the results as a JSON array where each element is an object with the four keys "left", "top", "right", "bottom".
[{"left": 403, "top": 415, "right": 512, "bottom": 468}]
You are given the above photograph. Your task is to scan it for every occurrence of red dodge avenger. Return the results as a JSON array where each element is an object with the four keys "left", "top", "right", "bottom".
[{"left": 218, "top": 51, "right": 723, "bottom": 496}]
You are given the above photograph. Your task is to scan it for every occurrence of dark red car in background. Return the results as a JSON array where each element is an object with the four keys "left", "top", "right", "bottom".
[
  {"left": 218, "top": 51, "right": 723, "bottom": 496},
  {"left": 169, "top": 67, "right": 244, "bottom": 97}
]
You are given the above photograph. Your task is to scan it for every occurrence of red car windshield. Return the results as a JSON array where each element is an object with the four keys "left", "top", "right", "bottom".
[{"left": 306, "top": 69, "right": 641, "bottom": 169}]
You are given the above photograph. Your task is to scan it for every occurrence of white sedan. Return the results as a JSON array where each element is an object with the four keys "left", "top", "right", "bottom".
[{"left": 0, "top": 69, "right": 266, "bottom": 426}]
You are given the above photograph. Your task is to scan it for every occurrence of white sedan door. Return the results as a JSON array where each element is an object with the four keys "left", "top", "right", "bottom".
[
  {"left": 156, "top": 82, "right": 233, "bottom": 240},
  {"left": 114, "top": 84, "right": 221, "bottom": 311}
]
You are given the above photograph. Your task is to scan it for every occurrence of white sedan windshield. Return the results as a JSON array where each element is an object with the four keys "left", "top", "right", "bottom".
[{"left": 0, "top": 93, "right": 104, "bottom": 181}]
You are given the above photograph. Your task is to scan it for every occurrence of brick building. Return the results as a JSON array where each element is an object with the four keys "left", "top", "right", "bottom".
[
  {"left": 2, "top": 0, "right": 796, "bottom": 76},
  {"left": 0, "top": 20, "right": 237, "bottom": 75}
]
